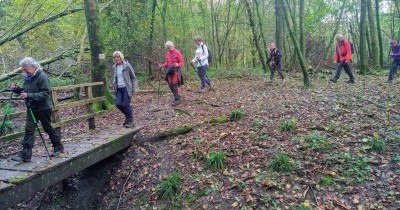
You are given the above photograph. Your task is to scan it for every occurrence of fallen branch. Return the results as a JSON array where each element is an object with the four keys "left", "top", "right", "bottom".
[
  {"left": 174, "top": 108, "right": 192, "bottom": 117},
  {"left": 365, "top": 99, "right": 400, "bottom": 115},
  {"left": 116, "top": 167, "right": 135, "bottom": 210},
  {"left": 0, "top": 48, "right": 80, "bottom": 82}
]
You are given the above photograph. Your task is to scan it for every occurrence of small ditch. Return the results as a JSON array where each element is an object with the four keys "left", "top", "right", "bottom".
[{"left": 12, "top": 150, "right": 126, "bottom": 210}]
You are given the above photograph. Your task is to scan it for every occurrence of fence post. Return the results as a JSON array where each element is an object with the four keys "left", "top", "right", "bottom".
[
  {"left": 51, "top": 90, "right": 61, "bottom": 133},
  {"left": 85, "top": 85, "right": 96, "bottom": 129}
]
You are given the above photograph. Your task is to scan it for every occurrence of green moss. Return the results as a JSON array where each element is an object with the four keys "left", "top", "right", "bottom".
[
  {"left": 8, "top": 175, "right": 29, "bottom": 184},
  {"left": 206, "top": 116, "right": 229, "bottom": 124},
  {"left": 159, "top": 125, "right": 193, "bottom": 139}
]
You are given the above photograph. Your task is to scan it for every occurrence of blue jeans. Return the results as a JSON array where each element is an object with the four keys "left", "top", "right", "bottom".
[
  {"left": 116, "top": 87, "right": 133, "bottom": 119},
  {"left": 197, "top": 65, "right": 211, "bottom": 89},
  {"left": 333, "top": 61, "right": 354, "bottom": 81},
  {"left": 388, "top": 60, "right": 400, "bottom": 81}
]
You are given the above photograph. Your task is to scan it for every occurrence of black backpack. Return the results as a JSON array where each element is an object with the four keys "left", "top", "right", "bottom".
[
  {"left": 349, "top": 42, "right": 355, "bottom": 54},
  {"left": 200, "top": 44, "right": 212, "bottom": 66}
]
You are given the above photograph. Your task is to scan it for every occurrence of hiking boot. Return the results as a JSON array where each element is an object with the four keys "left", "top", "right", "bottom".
[
  {"left": 124, "top": 118, "right": 134, "bottom": 128},
  {"left": 330, "top": 78, "right": 337, "bottom": 83},
  {"left": 123, "top": 118, "right": 128, "bottom": 126},
  {"left": 11, "top": 149, "right": 32, "bottom": 162},
  {"left": 172, "top": 98, "right": 181, "bottom": 106},
  {"left": 346, "top": 80, "right": 355, "bottom": 84},
  {"left": 51, "top": 146, "right": 64, "bottom": 157},
  {"left": 387, "top": 80, "right": 393, "bottom": 84}
]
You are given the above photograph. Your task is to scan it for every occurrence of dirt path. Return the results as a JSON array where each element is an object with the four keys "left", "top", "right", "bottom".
[{"left": 11, "top": 74, "right": 400, "bottom": 209}]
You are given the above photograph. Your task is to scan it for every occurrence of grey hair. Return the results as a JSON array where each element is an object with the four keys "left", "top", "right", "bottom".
[
  {"left": 19, "top": 57, "right": 42, "bottom": 71},
  {"left": 336, "top": 34, "right": 344, "bottom": 41},
  {"left": 165, "top": 41, "right": 174, "bottom": 49},
  {"left": 112, "top": 51, "right": 125, "bottom": 61},
  {"left": 194, "top": 35, "right": 203, "bottom": 41},
  {"left": 390, "top": 38, "right": 397, "bottom": 44}
]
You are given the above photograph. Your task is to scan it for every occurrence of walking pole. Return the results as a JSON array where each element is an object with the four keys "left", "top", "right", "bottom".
[
  {"left": 27, "top": 102, "right": 51, "bottom": 160},
  {"left": 0, "top": 92, "right": 13, "bottom": 137}
]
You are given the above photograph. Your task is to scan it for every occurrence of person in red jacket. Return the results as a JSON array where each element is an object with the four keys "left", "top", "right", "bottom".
[
  {"left": 159, "top": 41, "right": 185, "bottom": 106},
  {"left": 330, "top": 34, "right": 355, "bottom": 84}
]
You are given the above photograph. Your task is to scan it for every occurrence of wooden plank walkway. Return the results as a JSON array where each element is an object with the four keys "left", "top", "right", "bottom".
[{"left": 0, "top": 126, "right": 142, "bottom": 209}]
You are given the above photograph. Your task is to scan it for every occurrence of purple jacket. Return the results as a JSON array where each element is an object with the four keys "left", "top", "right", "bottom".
[{"left": 391, "top": 44, "right": 400, "bottom": 61}]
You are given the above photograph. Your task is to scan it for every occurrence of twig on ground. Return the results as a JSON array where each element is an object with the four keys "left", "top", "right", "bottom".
[{"left": 116, "top": 167, "right": 135, "bottom": 210}]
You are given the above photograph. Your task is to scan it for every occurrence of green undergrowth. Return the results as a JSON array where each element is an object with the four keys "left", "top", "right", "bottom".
[
  {"left": 157, "top": 172, "right": 181, "bottom": 200},
  {"left": 230, "top": 109, "right": 245, "bottom": 121},
  {"left": 269, "top": 152, "right": 293, "bottom": 173},
  {"left": 279, "top": 118, "right": 297, "bottom": 132},
  {"left": 206, "top": 151, "right": 225, "bottom": 170}
]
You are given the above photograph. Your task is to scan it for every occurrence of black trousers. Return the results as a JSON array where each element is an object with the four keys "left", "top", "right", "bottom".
[{"left": 23, "top": 109, "right": 62, "bottom": 149}]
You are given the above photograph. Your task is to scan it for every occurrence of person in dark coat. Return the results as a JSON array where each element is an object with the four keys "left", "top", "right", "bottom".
[
  {"left": 388, "top": 38, "right": 400, "bottom": 83},
  {"left": 11, "top": 57, "right": 64, "bottom": 162},
  {"left": 266, "top": 42, "right": 285, "bottom": 85}
]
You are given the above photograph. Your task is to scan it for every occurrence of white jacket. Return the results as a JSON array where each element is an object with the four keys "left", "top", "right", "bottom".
[{"left": 191, "top": 42, "right": 209, "bottom": 67}]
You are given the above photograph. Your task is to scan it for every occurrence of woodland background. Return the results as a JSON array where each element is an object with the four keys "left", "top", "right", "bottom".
[{"left": 0, "top": 0, "right": 399, "bottom": 87}]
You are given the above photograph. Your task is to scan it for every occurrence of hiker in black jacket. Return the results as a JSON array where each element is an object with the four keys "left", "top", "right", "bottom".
[
  {"left": 266, "top": 42, "right": 285, "bottom": 84},
  {"left": 388, "top": 39, "right": 400, "bottom": 83},
  {"left": 11, "top": 57, "right": 64, "bottom": 162}
]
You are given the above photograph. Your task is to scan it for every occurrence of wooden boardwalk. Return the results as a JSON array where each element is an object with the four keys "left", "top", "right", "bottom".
[{"left": 0, "top": 126, "right": 142, "bottom": 209}]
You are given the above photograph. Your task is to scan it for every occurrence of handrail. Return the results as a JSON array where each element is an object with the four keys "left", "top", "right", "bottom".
[
  {"left": 51, "top": 81, "right": 104, "bottom": 91},
  {"left": 0, "top": 82, "right": 106, "bottom": 143}
]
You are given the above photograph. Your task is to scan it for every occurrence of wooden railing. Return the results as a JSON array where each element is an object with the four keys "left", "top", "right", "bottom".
[{"left": 0, "top": 82, "right": 105, "bottom": 143}]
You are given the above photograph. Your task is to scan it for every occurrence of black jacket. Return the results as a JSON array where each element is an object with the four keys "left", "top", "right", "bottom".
[{"left": 14, "top": 70, "right": 53, "bottom": 112}]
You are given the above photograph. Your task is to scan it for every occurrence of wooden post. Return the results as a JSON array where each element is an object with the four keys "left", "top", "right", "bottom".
[
  {"left": 85, "top": 85, "right": 96, "bottom": 129},
  {"left": 51, "top": 90, "right": 61, "bottom": 134}
]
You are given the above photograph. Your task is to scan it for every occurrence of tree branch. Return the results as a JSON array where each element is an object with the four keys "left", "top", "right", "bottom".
[
  {"left": 0, "top": 48, "right": 80, "bottom": 82},
  {"left": 0, "top": 8, "right": 84, "bottom": 46}
]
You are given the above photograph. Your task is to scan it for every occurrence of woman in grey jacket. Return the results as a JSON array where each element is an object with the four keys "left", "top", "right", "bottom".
[{"left": 112, "top": 51, "right": 139, "bottom": 128}]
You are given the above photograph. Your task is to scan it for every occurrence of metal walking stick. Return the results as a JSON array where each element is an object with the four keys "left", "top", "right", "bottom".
[
  {"left": 0, "top": 91, "right": 13, "bottom": 137},
  {"left": 27, "top": 102, "right": 51, "bottom": 160}
]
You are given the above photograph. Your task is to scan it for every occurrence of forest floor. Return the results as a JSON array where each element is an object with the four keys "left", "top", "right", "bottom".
[{"left": 10, "top": 72, "right": 400, "bottom": 209}]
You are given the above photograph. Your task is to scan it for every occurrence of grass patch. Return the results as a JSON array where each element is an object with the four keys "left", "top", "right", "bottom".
[
  {"left": 342, "top": 153, "right": 371, "bottom": 183},
  {"left": 230, "top": 109, "right": 245, "bottom": 121},
  {"left": 8, "top": 175, "right": 29, "bottom": 184},
  {"left": 206, "top": 151, "right": 225, "bottom": 170},
  {"left": 279, "top": 118, "right": 297, "bottom": 132},
  {"left": 320, "top": 175, "right": 334, "bottom": 186},
  {"left": 366, "top": 136, "right": 386, "bottom": 154},
  {"left": 269, "top": 152, "right": 293, "bottom": 172},
  {"left": 157, "top": 172, "right": 181, "bottom": 200},
  {"left": 305, "top": 132, "right": 330, "bottom": 150}
]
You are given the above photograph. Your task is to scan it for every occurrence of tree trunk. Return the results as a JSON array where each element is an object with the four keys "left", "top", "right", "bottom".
[
  {"left": 367, "top": 0, "right": 380, "bottom": 70},
  {"left": 84, "top": 0, "right": 106, "bottom": 99},
  {"left": 281, "top": 0, "right": 310, "bottom": 87},
  {"left": 359, "top": 0, "right": 369, "bottom": 74},
  {"left": 299, "top": 0, "right": 305, "bottom": 57},
  {"left": 255, "top": 0, "right": 268, "bottom": 60},
  {"left": 244, "top": 0, "right": 267, "bottom": 72},
  {"left": 148, "top": 0, "right": 157, "bottom": 78},
  {"left": 375, "top": 0, "right": 384, "bottom": 68},
  {"left": 275, "top": 0, "right": 284, "bottom": 50}
]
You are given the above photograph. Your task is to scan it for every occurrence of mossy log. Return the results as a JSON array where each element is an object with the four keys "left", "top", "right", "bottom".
[{"left": 156, "top": 125, "right": 193, "bottom": 139}]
